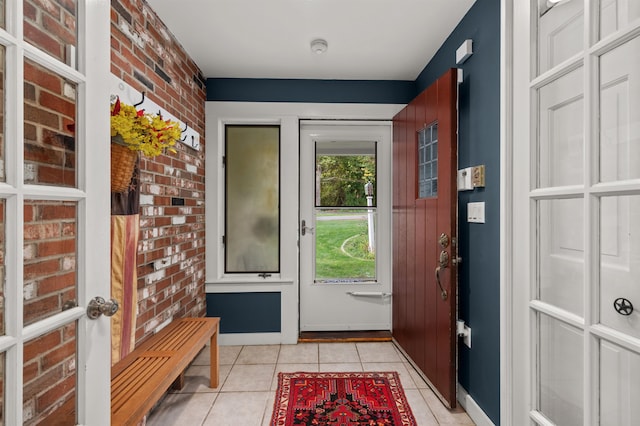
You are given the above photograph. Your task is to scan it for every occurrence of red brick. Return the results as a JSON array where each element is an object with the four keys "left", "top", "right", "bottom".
[
  {"left": 38, "top": 238, "right": 75, "bottom": 257},
  {"left": 37, "top": 165, "right": 76, "bottom": 187},
  {"left": 24, "top": 21, "right": 63, "bottom": 61},
  {"left": 38, "top": 273, "right": 75, "bottom": 295},
  {"left": 24, "top": 258, "right": 62, "bottom": 279},
  {"left": 40, "top": 204, "right": 76, "bottom": 221},
  {"left": 42, "top": 340, "right": 75, "bottom": 370},
  {"left": 24, "top": 329, "right": 62, "bottom": 362},
  {"left": 39, "top": 91, "right": 76, "bottom": 119},
  {"left": 42, "top": 13, "right": 76, "bottom": 45},
  {"left": 37, "top": 374, "right": 75, "bottom": 412}
]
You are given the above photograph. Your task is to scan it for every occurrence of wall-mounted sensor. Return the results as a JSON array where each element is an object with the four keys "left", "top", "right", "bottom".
[{"left": 456, "top": 39, "right": 473, "bottom": 65}]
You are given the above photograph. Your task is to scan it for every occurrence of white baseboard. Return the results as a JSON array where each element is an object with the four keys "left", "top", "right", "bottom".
[
  {"left": 457, "top": 384, "right": 495, "bottom": 426},
  {"left": 219, "top": 332, "right": 286, "bottom": 346}
]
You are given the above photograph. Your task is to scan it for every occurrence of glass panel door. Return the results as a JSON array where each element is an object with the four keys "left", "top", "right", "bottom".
[
  {"left": 0, "top": 0, "right": 111, "bottom": 424},
  {"left": 522, "top": 0, "right": 640, "bottom": 424}
]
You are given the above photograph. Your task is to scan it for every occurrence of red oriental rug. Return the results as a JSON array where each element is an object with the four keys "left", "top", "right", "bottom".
[{"left": 270, "top": 371, "right": 417, "bottom": 426}]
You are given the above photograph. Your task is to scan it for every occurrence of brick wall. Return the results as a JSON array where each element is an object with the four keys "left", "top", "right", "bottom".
[{"left": 110, "top": 0, "right": 207, "bottom": 342}]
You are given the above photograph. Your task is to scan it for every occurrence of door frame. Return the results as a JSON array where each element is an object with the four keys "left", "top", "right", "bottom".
[{"left": 205, "top": 102, "right": 402, "bottom": 345}]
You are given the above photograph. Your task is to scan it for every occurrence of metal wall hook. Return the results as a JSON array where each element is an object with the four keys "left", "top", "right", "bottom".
[{"left": 133, "top": 91, "right": 146, "bottom": 107}]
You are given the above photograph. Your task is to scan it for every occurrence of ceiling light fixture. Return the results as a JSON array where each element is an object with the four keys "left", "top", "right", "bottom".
[{"left": 310, "top": 39, "right": 328, "bottom": 54}]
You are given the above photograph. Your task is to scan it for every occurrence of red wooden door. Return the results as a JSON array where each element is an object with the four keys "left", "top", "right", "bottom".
[{"left": 392, "top": 69, "right": 458, "bottom": 407}]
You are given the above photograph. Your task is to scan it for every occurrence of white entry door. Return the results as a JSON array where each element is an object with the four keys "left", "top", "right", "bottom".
[
  {"left": 510, "top": 0, "right": 640, "bottom": 425},
  {"left": 299, "top": 122, "right": 392, "bottom": 331},
  {"left": 0, "top": 1, "right": 111, "bottom": 424}
]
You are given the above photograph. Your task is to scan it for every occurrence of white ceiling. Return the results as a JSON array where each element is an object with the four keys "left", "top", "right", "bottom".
[{"left": 145, "top": 0, "right": 476, "bottom": 81}]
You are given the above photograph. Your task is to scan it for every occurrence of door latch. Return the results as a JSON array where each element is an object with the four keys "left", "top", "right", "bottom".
[{"left": 301, "top": 219, "right": 314, "bottom": 236}]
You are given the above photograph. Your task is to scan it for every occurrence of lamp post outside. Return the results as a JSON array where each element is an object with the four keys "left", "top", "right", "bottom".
[{"left": 364, "top": 181, "right": 375, "bottom": 253}]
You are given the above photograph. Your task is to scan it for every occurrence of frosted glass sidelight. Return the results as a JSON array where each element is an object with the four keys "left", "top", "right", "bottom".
[
  {"left": 225, "top": 125, "right": 280, "bottom": 273},
  {"left": 538, "top": 314, "right": 584, "bottom": 426},
  {"left": 600, "top": 36, "right": 640, "bottom": 182},
  {"left": 600, "top": 195, "right": 640, "bottom": 339},
  {"left": 537, "top": 67, "right": 584, "bottom": 188},
  {"left": 537, "top": 198, "right": 584, "bottom": 316},
  {"left": 600, "top": 340, "right": 640, "bottom": 426}
]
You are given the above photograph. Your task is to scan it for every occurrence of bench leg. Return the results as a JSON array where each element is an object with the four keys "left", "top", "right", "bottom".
[
  {"left": 171, "top": 372, "right": 186, "bottom": 390},
  {"left": 209, "top": 325, "right": 219, "bottom": 388}
]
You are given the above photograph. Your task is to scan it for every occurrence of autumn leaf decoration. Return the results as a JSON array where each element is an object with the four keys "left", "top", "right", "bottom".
[{"left": 110, "top": 96, "right": 180, "bottom": 157}]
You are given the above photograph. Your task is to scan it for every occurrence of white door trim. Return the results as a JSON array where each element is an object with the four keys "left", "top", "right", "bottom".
[
  {"left": 205, "top": 102, "right": 403, "bottom": 345},
  {"left": 499, "top": 0, "right": 514, "bottom": 424}
]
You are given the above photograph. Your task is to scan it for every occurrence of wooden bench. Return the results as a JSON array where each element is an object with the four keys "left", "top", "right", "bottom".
[{"left": 44, "top": 317, "right": 219, "bottom": 426}]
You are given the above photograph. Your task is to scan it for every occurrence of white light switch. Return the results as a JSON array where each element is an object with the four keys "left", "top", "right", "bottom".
[{"left": 467, "top": 202, "right": 485, "bottom": 223}]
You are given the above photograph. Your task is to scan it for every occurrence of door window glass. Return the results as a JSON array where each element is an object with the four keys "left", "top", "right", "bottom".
[
  {"left": 0, "top": 352, "right": 3, "bottom": 424},
  {"left": 0, "top": 45, "right": 4, "bottom": 182},
  {"left": 24, "top": 59, "right": 77, "bottom": 187},
  {"left": 23, "top": 321, "right": 76, "bottom": 424},
  {"left": 538, "top": 313, "right": 584, "bottom": 426},
  {"left": 0, "top": 199, "right": 4, "bottom": 336},
  {"left": 537, "top": 198, "right": 584, "bottom": 316},
  {"left": 600, "top": 195, "right": 640, "bottom": 339},
  {"left": 224, "top": 125, "right": 280, "bottom": 273},
  {"left": 23, "top": 200, "right": 77, "bottom": 326},
  {"left": 537, "top": 0, "right": 584, "bottom": 75},
  {"left": 314, "top": 141, "right": 376, "bottom": 283},
  {"left": 418, "top": 123, "right": 437, "bottom": 198},
  {"left": 600, "top": 339, "right": 640, "bottom": 425},
  {"left": 537, "top": 67, "right": 584, "bottom": 188},
  {"left": 600, "top": 0, "right": 640, "bottom": 40},
  {"left": 599, "top": 36, "right": 640, "bottom": 182},
  {"left": 23, "top": 0, "right": 77, "bottom": 67}
]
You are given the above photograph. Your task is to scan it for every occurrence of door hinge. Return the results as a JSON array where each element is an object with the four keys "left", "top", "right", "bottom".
[
  {"left": 222, "top": 156, "right": 226, "bottom": 167},
  {"left": 222, "top": 235, "right": 226, "bottom": 245}
]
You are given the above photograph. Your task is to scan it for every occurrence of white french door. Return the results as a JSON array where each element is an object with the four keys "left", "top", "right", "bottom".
[
  {"left": 0, "top": 1, "right": 111, "bottom": 424},
  {"left": 510, "top": 0, "right": 640, "bottom": 425},
  {"left": 299, "top": 122, "right": 392, "bottom": 331}
]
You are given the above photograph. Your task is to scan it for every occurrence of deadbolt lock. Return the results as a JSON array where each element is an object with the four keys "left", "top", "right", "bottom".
[{"left": 438, "top": 233, "right": 450, "bottom": 249}]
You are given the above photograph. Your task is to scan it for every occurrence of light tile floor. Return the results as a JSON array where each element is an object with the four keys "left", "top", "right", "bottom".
[{"left": 146, "top": 342, "right": 475, "bottom": 426}]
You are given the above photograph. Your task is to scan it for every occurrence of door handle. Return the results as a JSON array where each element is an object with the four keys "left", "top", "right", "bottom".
[
  {"left": 435, "top": 266, "right": 448, "bottom": 300},
  {"left": 435, "top": 250, "right": 449, "bottom": 300},
  {"left": 87, "top": 296, "right": 119, "bottom": 319},
  {"left": 301, "top": 219, "right": 314, "bottom": 236}
]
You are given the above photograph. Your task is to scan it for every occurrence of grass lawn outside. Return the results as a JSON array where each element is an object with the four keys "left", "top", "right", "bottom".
[{"left": 315, "top": 218, "right": 375, "bottom": 280}]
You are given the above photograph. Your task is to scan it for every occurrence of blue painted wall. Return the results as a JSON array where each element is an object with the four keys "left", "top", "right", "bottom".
[
  {"left": 206, "top": 0, "right": 500, "bottom": 422},
  {"left": 206, "top": 292, "right": 281, "bottom": 333},
  {"left": 207, "top": 78, "right": 415, "bottom": 104},
  {"left": 415, "top": 0, "right": 501, "bottom": 423}
]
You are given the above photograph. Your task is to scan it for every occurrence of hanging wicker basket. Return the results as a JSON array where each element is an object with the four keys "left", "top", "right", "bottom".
[{"left": 111, "top": 138, "right": 138, "bottom": 192}]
